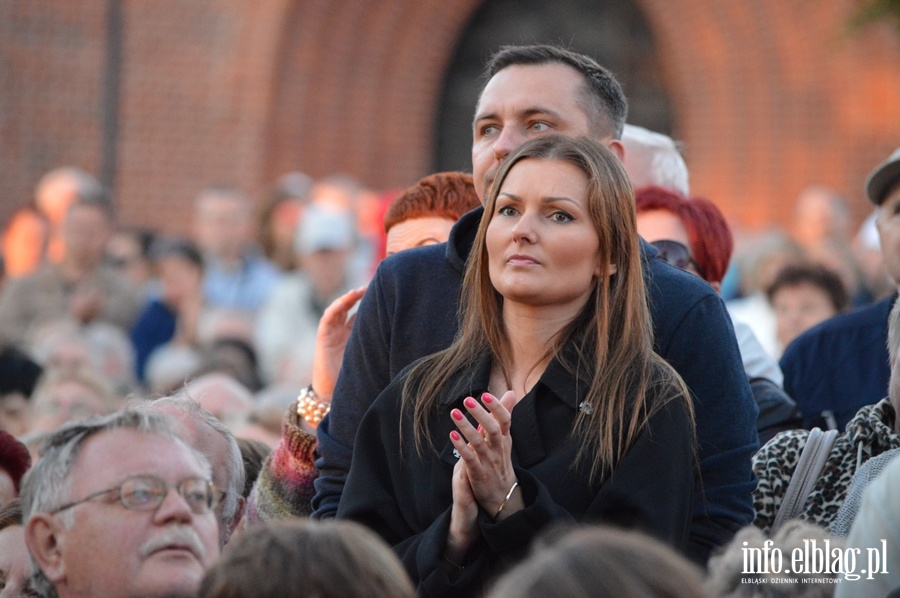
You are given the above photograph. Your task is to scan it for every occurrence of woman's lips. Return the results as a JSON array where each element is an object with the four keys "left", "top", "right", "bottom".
[{"left": 507, "top": 254, "right": 539, "bottom": 266}]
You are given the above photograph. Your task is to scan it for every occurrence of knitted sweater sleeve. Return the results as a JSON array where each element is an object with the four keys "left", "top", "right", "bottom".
[{"left": 246, "top": 402, "right": 319, "bottom": 524}]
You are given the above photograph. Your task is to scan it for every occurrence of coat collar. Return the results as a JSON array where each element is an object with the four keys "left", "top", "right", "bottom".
[{"left": 436, "top": 347, "right": 591, "bottom": 411}]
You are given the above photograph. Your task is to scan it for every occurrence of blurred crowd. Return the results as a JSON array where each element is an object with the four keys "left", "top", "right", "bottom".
[
  {"left": 0, "top": 169, "right": 455, "bottom": 449},
  {"left": 0, "top": 155, "right": 888, "bottom": 454}
]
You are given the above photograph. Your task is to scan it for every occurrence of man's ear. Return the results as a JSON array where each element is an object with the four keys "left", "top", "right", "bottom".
[
  {"left": 25, "top": 514, "right": 67, "bottom": 585},
  {"left": 223, "top": 496, "right": 247, "bottom": 545},
  {"left": 607, "top": 139, "right": 625, "bottom": 162}
]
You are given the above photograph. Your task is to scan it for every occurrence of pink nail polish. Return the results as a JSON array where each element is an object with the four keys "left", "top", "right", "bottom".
[
  {"left": 452, "top": 409, "right": 464, "bottom": 421},
  {"left": 482, "top": 393, "right": 493, "bottom": 404},
  {"left": 450, "top": 431, "right": 461, "bottom": 441},
  {"left": 464, "top": 397, "right": 477, "bottom": 409}
]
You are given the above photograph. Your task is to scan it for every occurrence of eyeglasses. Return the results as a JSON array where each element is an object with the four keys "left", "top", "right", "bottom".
[
  {"left": 50, "top": 475, "right": 218, "bottom": 515},
  {"left": 650, "top": 239, "right": 705, "bottom": 279}
]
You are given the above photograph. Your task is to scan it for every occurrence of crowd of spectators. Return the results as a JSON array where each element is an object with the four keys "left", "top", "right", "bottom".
[{"left": 1, "top": 43, "right": 899, "bottom": 597}]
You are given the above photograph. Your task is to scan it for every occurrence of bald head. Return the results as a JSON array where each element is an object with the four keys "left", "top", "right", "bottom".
[
  {"left": 184, "top": 373, "right": 253, "bottom": 424},
  {"left": 35, "top": 167, "right": 105, "bottom": 226}
]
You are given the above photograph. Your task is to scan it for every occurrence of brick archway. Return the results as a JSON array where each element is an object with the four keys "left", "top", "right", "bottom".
[{"left": 262, "top": 0, "right": 481, "bottom": 190}]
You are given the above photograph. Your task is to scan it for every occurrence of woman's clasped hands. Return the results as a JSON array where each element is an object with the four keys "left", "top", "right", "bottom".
[{"left": 446, "top": 390, "right": 523, "bottom": 565}]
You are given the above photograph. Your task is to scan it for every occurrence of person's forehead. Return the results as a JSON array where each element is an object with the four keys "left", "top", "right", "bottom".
[
  {"left": 636, "top": 209, "right": 690, "bottom": 245},
  {"left": 197, "top": 194, "right": 247, "bottom": 217},
  {"left": 192, "top": 387, "right": 252, "bottom": 419},
  {"left": 0, "top": 392, "right": 28, "bottom": 410},
  {"left": 66, "top": 204, "right": 108, "bottom": 224},
  {"left": 500, "top": 157, "right": 588, "bottom": 194},
  {"left": 386, "top": 217, "right": 455, "bottom": 251},
  {"left": 771, "top": 282, "right": 832, "bottom": 302},
  {"left": 108, "top": 234, "right": 141, "bottom": 255},
  {"left": 43, "top": 380, "right": 102, "bottom": 401},
  {"left": 476, "top": 63, "right": 589, "bottom": 121},
  {"left": 38, "top": 176, "right": 79, "bottom": 199},
  {"left": 70, "top": 429, "right": 205, "bottom": 493}
]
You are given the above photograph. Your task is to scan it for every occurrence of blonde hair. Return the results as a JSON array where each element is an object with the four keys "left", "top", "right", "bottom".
[{"left": 403, "top": 134, "right": 692, "bottom": 481}]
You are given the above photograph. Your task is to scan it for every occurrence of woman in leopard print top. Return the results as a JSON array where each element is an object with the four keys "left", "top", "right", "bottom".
[{"left": 752, "top": 398, "right": 900, "bottom": 534}]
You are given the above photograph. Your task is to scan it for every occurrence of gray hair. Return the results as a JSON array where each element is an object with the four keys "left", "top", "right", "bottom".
[
  {"left": 887, "top": 303, "right": 900, "bottom": 463},
  {"left": 20, "top": 409, "right": 209, "bottom": 598},
  {"left": 889, "top": 299, "right": 900, "bottom": 364},
  {"left": 144, "top": 394, "right": 245, "bottom": 529},
  {"left": 621, "top": 124, "right": 690, "bottom": 195}
]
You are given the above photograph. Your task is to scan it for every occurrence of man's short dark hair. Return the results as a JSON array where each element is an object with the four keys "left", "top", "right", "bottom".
[{"left": 485, "top": 44, "right": 628, "bottom": 139}]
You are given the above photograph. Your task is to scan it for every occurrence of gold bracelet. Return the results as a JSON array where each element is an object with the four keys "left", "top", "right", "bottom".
[
  {"left": 495, "top": 481, "right": 519, "bottom": 520},
  {"left": 296, "top": 385, "right": 330, "bottom": 426}
]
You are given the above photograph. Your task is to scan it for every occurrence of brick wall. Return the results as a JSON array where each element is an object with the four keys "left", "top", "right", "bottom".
[
  {"left": 1, "top": 0, "right": 898, "bottom": 237},
  {"left": 637, "top": 0, "right": 900, "bottom": 228},
  {"left": 0, "top": 1, "right": 106, "bottom": 210}
]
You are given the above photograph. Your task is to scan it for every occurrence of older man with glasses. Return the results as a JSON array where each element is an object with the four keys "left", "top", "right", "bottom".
[{"left": 21, "top": 410, "right": 220, "bottom": 598}]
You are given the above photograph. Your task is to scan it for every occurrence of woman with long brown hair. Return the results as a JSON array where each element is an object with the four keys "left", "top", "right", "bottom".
[{"left": 337, "top": 135, "right": 696, "bottom": 595}]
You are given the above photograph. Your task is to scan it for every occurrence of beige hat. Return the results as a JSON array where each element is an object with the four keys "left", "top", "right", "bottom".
[{"left": 866, "top": 147, "right": 900, "bottom": 205}]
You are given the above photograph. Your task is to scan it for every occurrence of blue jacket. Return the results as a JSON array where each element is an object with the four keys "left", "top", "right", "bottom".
[
  {"left": 314, "top": 207, "right": 758, "bottom": 562},
  {"left": 130, "top": 298, "right": 177, "bottom": 382},
  {"left": 780, "top": 295, "right": 895, "bottom": 430}
]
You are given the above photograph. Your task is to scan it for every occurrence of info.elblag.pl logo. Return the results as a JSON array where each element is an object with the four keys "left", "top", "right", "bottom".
[{"left": 742, "top": 539, "right": 888, "bottom": 583}]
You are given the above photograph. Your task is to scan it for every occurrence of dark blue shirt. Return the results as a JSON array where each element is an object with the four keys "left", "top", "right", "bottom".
[
  {"left": 130, "top": 298, "right": 177, "bottom": 382},
  {"left": 780, "top": 295, "right": 895, "bottom": 430}
]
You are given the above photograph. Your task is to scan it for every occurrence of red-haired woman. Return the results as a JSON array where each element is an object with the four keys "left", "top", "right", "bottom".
[{"left": 635, "top": 186, "right": 798, "bottom": 443}]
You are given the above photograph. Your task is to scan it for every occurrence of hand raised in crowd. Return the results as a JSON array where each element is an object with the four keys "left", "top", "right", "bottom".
[
  {"left": 312, "top": 286, "right": 366, "bottom": 400},
  {"left": 449, "top": 391, "right": 524, "bottom": 522},
  {"left": 68, "top": 283, "right": 104, "bottom": 324}
]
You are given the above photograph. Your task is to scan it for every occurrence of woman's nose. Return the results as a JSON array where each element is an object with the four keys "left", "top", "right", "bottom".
[{"left": 511, "top": 212, "right": 537, "bottom": 243}]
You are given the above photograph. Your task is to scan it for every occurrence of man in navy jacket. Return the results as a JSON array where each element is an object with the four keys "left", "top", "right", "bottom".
[
  {"left": 313, "top": 45, "right": 758, "bottom": 563},
  {"left": 781, "top": 147, "right": 900, "bottom": 430}
]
